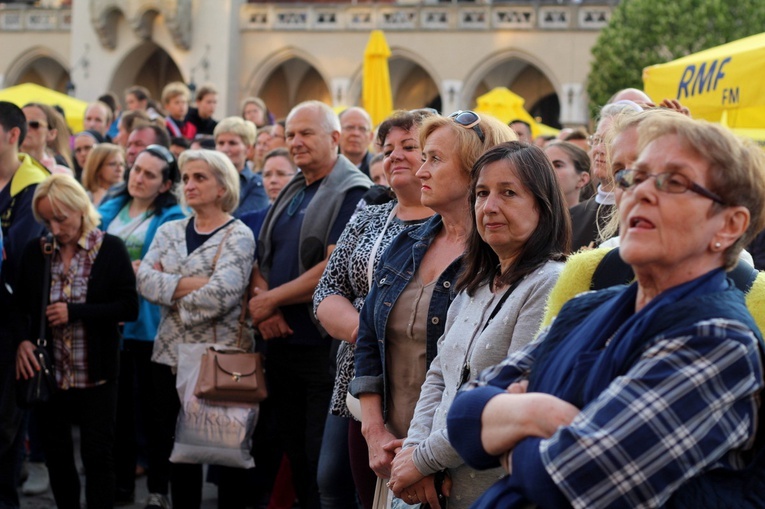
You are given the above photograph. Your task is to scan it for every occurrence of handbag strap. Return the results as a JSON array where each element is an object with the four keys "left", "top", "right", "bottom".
[
  {"left": 38, "top": 234, "right": 54, "bottom": 347},
  {"left": 210, "top": 224, "right": 236, "bottom": 345}
]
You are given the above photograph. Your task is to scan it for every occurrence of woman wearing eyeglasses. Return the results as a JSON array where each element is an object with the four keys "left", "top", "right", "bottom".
[
  {"left": 97, "top": 145, "right": 185, "bottom": 505},
  {"left": 81, "top": 143, "right": 126, "bottom": 207},
  {"left": 568, "top": 100, "right": 642, "bottom": 250},
  {"left": 350, "top": 112, "right": 515, "bottom": 508},
  {"left": 137, "top": 150, "right": 256, "bottom": 509},
  {"left": 447, "top": 114, "right": 765, "bottom": 509}
]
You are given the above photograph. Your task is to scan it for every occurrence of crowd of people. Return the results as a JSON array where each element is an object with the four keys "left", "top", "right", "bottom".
[{"left": 0, "top": 78, "right": 763, "bottom": 509}]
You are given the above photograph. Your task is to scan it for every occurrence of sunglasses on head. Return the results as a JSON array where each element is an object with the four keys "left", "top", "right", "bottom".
[
  {"left": 449, "top": 110, "right": 485, "bottom": 143},
  {"left": 142, "top": 144, "right": 179, "bottom": 182},
  {"left": 144, "top": 144, "right": 175, "bottom": 166},
  {"left": 27, "top": 120, "right": 47, "bottom": 130}
]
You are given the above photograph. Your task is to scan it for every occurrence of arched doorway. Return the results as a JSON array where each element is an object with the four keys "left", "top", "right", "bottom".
[
  {"left": 5, "top": 51, "right": 70, "bottom": 93},
  {"left": 469, "top": 58, "right": 560, "bottom": 128},
  {"left": 257, "top": 58, "right": 331, "bottom": 120},
  {"left": 109, "top": 42, "right": 184, "bottom": 103},
  {"left": 390, "top": 57, "right": 441, "bottom": 111}
]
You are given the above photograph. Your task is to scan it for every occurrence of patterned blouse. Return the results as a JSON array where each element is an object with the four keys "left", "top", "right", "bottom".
[
  {"left": 314, "top": 201, "right": 430, "bottom": 417},
  {"left": 50, "top": 228, "right": 104, "bottom": 389},
  {"left": 137, "top": 217, "right": 255, "bottom": 368}
]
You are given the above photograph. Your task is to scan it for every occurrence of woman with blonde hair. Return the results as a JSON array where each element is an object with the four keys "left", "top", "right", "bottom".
[
  {"left": 16, "top": 174, "right": 138, "bottom": 509},
  {"left": 81, "top": 143, "right": 126, "bottom": 206},
  {"left": 137, "top": 149, "right": 256, "bottom": 508},
  {"left": 351, "top": 112, "right": 516, "bottom": 508}
]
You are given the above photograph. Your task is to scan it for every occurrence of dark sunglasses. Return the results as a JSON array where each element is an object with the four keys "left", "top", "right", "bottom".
[
  {"left": 449, "top": 110, "right": 485, "bottom": 143},
  {"left": 27, "top": 120, "right": 47, "bottom": 130}
]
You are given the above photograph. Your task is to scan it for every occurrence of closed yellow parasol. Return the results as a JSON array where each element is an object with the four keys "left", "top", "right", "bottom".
[{"left": 362, "top": 30, "right": 393, "bottom": 127}]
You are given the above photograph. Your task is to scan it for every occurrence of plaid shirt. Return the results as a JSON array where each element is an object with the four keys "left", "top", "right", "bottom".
[
  {"left": 50, "top": 228, "right": 104, "bottom": 389},
  {"left": 452, "top": 318, "right": 763, "bottom": 508}
]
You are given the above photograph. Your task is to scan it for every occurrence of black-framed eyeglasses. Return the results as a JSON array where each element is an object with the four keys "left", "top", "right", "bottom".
[
  {"left": 449, "top": 110, "right": 485, "bottom": 143},
  {"left": 27, "top": 120, "right": 47, "bottom": 130},
  {"left": 614, "top": 169, "right": 725, "bottom": 205}
]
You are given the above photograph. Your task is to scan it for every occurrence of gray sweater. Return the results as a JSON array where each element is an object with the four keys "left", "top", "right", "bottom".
[{"left": 402, "top": 260, "right": 563, "bottom": 509}]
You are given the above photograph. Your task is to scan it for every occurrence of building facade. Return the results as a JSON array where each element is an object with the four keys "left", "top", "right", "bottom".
[{"left": 0, "top": 0, "right": 614, "bottom": 127}]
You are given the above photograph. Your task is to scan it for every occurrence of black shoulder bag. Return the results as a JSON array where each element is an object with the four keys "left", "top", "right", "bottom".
[{"left": 16, "top": 234, "right": 57, "bottom": 408}]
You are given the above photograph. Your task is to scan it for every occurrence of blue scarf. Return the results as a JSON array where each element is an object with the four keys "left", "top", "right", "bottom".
[{"left": 475, "top": 268, "right": 729, "bottom": 509}]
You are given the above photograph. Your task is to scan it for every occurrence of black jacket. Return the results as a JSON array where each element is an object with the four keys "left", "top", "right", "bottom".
[{"left": 17, "top": 233, "right": 138, "bottom": 383}]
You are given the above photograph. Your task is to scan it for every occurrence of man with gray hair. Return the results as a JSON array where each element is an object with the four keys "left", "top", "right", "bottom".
[
  {"left": 339, "top": 106, "right": 375, "bottom": 177},
  {"left": 249, "top": 100, "right": 370, "bottom": 509}
]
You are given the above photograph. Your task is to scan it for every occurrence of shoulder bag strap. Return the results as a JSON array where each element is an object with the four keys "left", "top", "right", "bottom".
[
  {"left": 209, "top": 224, "right": 236, "bottom": 345},
  {"left": 38, "top": 234, "right": 54, "bottom": 347}
]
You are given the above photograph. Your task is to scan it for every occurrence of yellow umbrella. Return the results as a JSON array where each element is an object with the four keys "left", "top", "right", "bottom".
[
  {"left": 473, "top": 87, "right": 557, "bottom": 139},
  {"left": 643, "top": 32, "right": 765, "bottom": 129},
  {"left": 0, "top": 83, "right": 88, "bottom": 132},
  {"left": 362, "top": 30, "right": 393, "bottom": 127}
]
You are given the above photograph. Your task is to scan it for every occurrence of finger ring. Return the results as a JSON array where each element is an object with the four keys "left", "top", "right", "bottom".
[
  {"left": 386, "top": 482, "right": 391, "bottom": 488},
  {"left": 409, "top": 495, "right": 415, "bottom": 500}
]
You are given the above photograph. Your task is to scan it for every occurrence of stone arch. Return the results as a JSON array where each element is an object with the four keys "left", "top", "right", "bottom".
[
  {"left": 347, "top": 48, "right": 441, "bottom": 113},
  {"left": 245, "top": 49, "right": 332, "bottom": 119},
  {"left": 4, "top": 47, "right": 71, "bottom": 92},
  {"left": 108, "top": 41, "right": 184, "bottom": 104},
  {"left": 463, "top": 50, "right": 562, "bottom": 127}
]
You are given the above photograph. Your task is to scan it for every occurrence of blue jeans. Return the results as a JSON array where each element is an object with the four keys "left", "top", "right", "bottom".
[{"left": 318, "top": 414, "right": 358, "bottom": 509}]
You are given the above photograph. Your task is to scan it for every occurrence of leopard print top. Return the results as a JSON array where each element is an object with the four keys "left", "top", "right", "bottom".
[{"left": 314, "top": 201, "right": 430, "bottom": 417}]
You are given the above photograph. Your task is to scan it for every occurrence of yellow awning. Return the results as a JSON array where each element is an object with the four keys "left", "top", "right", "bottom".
[
  {"left": 0, "top": 83, "right": 87, "bottom": 133},
  {"left": 643, "top": 32, "right": 765, "bottom": 129}
]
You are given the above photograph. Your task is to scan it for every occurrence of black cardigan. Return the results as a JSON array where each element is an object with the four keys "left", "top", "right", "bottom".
[{"left": 17, "top": 233, "right": 139, "bottom": 383}]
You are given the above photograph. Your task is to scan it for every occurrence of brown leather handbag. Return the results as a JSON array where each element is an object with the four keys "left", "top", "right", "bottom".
[{"left": 193, "top": 230, "right": 266, "bottom": 405}]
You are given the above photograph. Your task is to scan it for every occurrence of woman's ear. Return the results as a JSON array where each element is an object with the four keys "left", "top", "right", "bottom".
[
  {"left": 712, "top": 205, "right": 750, "bottom": 251},
  {"left": 576, "top": 171, "right": 591, "bottom": 190}
]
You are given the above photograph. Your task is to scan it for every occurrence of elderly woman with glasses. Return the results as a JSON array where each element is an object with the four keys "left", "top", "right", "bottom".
[
  {"left": 447, "top": 114, "right": 765, "bottom": 509},
  {"left": 16, "top": 174, "right": 138, "bottom": 509},
  {"left": 97, "top": 144, "right": 185, "bottom": 504},
  {"left": 350, "top": 112, "right": 515, "bottom": 508},
  {"left": 137, "top": 150, "right": 256, "bottom": 509}
]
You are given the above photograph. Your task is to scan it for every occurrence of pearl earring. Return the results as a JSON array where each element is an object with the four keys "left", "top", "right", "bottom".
[{"left": 714, "top": 242, "right": 721, "bottom": 249}]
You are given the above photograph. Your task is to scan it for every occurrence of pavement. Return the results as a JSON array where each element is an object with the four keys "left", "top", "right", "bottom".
[
  {"left": 19, "top": 432, "right": 219, "bottom": 509},
  {"left": 20, "top": 469, "right": 220, "bottom": 508}
]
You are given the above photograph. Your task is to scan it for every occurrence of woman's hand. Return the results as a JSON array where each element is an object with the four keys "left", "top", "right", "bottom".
[
  {"left": 258, "top": 311, "right": 294, "bottom": 340},
  {"left": 362, "top": 423, "right": 401, "bottom": 478},
  {"left": 132, "top": 259, "right": 142, "bottom": 274},
  {"left": 46, "top": 302, "right": 69, "bottom": 326},
  {"left": 400, "top": 474, "right": 450, "bottom": 509},
  {"left": 16, "top": 340, "right": 41, "bottom": 380},
  {"left": 388, "top": 446, "right": 425, "bottom": 497}
]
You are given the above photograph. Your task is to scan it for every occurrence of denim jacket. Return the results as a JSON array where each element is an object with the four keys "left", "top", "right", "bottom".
[{"left": 350, "top": 215, "right": 462, "bottom": 420}]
